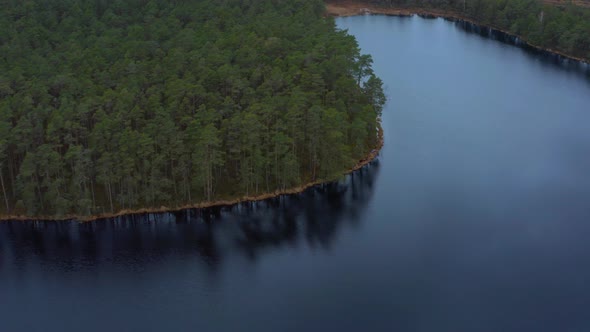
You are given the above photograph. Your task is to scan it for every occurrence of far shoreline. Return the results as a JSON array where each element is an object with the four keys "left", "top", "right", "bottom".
[
  {"left": 0, "top": 127, "right": 384, "bottom": 223},
  {"left": 326, "top": 1, "right": 589, "bottom": 65}
]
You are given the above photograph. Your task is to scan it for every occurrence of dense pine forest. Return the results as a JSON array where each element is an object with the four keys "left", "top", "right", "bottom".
[
  {"left": 335, "top": 0, "right": 590, "bottom": 61},
  {"left": 0, "top": 0, "right": 385, "bottom": 218}
]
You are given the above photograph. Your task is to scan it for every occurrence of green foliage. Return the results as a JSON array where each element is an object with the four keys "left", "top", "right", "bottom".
[
  {"left": 0, "top": 0, "right": 384, "bottom": 217},
  {"left": 350, "top": 0, "right": 590, "bottom": 60}
]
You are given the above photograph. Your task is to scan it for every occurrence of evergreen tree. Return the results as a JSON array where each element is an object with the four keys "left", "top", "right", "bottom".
[{"left": 0, "top": 0, "right": 384, "bottom": 218}]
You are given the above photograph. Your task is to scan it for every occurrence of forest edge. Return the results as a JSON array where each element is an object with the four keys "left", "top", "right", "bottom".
[
  {"left": 326, "top": 0, "right": 590, "bottom": 64},
  {"left": 0, "top": 125, "right": 383, "bottom": 222}
]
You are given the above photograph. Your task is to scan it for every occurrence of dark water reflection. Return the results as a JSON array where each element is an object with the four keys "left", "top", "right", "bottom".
[
  {"left": 450, "top": 18, "right": 590, "bottom": 78},
  {"left": 1, "top": 162, "right": 379, "bottom": 274},
  {"left": 4, "top": 15, "right": 590, "bottom": 332}
]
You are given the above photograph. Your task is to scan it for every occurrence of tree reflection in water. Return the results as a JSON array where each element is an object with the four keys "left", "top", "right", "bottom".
[{"left": 0, "top": 161, "right": 380, "bottom": 273}]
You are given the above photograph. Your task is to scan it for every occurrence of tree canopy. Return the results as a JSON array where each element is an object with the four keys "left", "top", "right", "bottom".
[
  {"left": 0, "top": 0, "right": 384, "bottom": 218},
  {"left": 337, "top": 0, "right": 590, "bottom": 61}
]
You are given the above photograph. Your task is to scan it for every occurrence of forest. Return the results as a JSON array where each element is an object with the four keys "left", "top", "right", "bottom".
[
  {"left": 337, "top": 0, "right": 590, "bottom": 61},
  {"left": 0, "top": 0, "right": 385, "bottom": 218}
]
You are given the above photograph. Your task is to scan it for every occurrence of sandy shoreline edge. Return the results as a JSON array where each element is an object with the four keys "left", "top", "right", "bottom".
[
  {"left": 3, "top": 3, "right": 584, "bottom": 223},
  {"left": 326, "top": 1, "right": 589, "bottom": 65},
  {"left": 0, "top": 126, "right": 384, "bottom": 223}
]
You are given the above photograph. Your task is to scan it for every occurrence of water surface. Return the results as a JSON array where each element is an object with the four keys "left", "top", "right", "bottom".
[{"left": 2, "top": 15, "right": 590, "bottom": 332}]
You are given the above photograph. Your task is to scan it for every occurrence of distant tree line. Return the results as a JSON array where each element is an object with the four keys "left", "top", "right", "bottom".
[
  {"left": 336, "top": 0, "right": 590, "bottom": 61},
  {"left": 0, "top": 0, "right": 384, "bottom": 217}
]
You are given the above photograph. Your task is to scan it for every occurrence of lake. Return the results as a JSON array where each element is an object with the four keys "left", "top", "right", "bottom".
[{"left": 2, "top": 15, "right": 590, "bottom": 332}]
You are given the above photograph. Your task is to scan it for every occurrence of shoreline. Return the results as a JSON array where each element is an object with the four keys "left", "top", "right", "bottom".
[
  {"left": 0, "top": 126, "right": 384, "bottom": 223},
  {"left": 326, "top": 1, "right": 589, "bottom": 65}
]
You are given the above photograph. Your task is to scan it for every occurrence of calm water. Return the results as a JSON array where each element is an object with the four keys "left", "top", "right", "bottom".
[{"left": 3, "top": 15, "right": 590, "bottom": 332}]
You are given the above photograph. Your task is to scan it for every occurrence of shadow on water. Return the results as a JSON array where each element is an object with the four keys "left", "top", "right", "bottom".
[
  {"left": 0, "top": 161, "right": 380, "bottom": 273},
  {"left": 448, "top": 18, "right": 590, "bottom": 79}
]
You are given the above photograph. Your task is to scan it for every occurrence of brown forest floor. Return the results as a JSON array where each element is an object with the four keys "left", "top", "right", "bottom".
[
  {"left": 326, "top": 0, "right": 590, "bottom": 17},
  {"left": 544, "top": 0, "right": 590, "bottom": 8},
  {"left": 326, "top": 1, "right": 418, "bottom": 16}
]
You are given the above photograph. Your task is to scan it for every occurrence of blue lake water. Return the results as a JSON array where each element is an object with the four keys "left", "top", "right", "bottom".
[{"left": 2, "top": 15, "right": 590, "bottom": 332}]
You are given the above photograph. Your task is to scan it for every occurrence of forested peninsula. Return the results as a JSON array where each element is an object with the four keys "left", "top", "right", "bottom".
[
  {"left": 329, "top": 0, "right": 590, "bottom": 62},
  {"left": 0, "top": 0, "right": 385, "bottom": 220}
]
